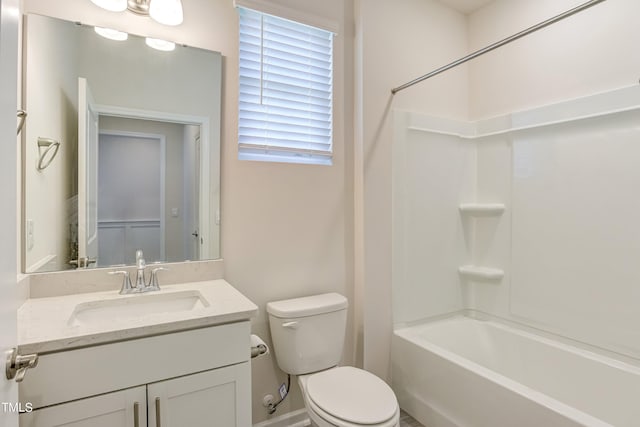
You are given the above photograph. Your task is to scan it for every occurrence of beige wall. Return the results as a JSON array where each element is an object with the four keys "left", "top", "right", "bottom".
[
  {"left": 222, "top": 1, "right": 355, "bottom": 421},
  {"left": 468, "top": 0, "right": 640, "bottom": 119},
  {"left": 355, "top": 0, "right": 469, "bottom": 382},
  {"left": 22, "top": 0, "right": 354, "bottom": 423}
]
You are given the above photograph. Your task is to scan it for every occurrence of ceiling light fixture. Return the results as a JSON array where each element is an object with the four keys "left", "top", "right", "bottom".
[
  {"left": 90, "top": 0, "right": 183, "bottom": 26},
  {"left": 94, "top": 26, "right": 129, "bottom": 41},
  {"left": 90, "top": 0, "right": 127, "bottom": 12}
]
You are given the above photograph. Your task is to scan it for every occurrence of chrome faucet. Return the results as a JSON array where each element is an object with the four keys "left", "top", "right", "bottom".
[
  {"left": 134, "top": 249, "right": 147, "bottom": 292},
  {"left": 109, "top": 250, "right": 168, "bottom": 294}
]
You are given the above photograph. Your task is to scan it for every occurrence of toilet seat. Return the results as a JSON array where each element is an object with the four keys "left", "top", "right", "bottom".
[
  {"left": 300, "top": 367, "right": 399, "bottom": 427},
  {"left": 306, "top": 397, "right": 399, "bottom": 427}
]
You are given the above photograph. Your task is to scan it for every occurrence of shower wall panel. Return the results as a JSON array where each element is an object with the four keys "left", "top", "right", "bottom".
[
  {"left": 510, "top": 109, "right": 640, "bottom": 359},
  {"left": 392, "top": 112, "right": 474, "bottom": 325}
]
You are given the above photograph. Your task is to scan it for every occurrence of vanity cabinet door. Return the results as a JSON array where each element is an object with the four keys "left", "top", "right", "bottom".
[
  {"left": 20, "top": 386, "right": 146, "bottom": 427},
  {"left": 147, "top": 362, "right": 251, "bottom": 427}
]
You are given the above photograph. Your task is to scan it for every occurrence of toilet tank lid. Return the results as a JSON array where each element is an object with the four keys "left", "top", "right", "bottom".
[{"left": 267, "top": 293, "right": 347, "bottom": 318}]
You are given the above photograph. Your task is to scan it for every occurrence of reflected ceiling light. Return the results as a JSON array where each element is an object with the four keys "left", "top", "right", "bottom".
[
  {"left": 145, "top": 37, "right": 176, "bottom": 51},
  {"left": 90, "top": 0, "right": 183, "bottom": 26},
  {"left": 94, "top": 26, "right": 129, "bottom": 41}
]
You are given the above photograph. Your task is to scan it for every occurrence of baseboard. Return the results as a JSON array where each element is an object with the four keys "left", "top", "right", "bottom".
[{"left": 253, "top": 408, "right": 311, "bottom": 427}]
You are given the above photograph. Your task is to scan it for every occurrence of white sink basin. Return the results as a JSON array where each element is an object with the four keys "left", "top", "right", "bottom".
[{"left": 68, "top": 290, "right": 209, "bottom": 326}]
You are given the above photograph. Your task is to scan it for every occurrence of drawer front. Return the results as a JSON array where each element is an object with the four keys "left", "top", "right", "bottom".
[{"left": 20, "top": 321, "right": 250, "bottom": 408}]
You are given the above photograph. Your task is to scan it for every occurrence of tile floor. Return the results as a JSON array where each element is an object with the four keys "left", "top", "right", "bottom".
[{"left": 399, "top": 410, "right": 425, "bottom": 427}]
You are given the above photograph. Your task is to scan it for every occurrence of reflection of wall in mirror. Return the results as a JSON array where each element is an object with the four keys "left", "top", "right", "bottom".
[{"left": 24, "top": 15, "right": 78, "bottom": 272}]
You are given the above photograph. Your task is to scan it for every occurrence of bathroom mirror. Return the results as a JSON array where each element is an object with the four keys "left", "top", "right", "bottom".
[{"left": 22, "top": 14, "right": 222, "bottom": 273}]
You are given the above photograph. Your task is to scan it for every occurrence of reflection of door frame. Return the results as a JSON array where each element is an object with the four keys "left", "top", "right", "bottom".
[
  {"left": 93, "top": 104, "right": 211, "bottom": 259},
  {"left": 99, "top": 129, "right": 166, "bottom": 262}
]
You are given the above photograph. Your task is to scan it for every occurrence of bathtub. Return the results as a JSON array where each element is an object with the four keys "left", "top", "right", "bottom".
[{"left": 392, "top": 316, "right": 640, "bottom": 427}]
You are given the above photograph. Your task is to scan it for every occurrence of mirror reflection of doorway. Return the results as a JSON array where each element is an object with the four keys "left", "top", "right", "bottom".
[
  {"left": 97, "top": 130, "right": 164, "bottom": 267},
  {"left": 94, "top": 116, "right": 201, "bottom": 267},
  {"left": 183, "top": 129, "right": 200, "bottom": 261}
]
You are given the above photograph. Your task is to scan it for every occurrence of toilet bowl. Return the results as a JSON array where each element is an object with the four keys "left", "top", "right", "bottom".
[
  {"left": 266, "top": 293, "right": 400, "bottom": 427},
  {"left": 299, "top": 367, "right": 399, "bottom": 427}
]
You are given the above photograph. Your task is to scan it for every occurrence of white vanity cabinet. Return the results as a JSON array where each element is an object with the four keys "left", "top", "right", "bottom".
[
  {"left": 148, "top": 364, "right": 250, "bottom": 427},
  {"left": 20, "top": 386, "right": 147, "bottom": 427},
  {"left": 19, "top": 321, "right": 252, "bottom": 427}
]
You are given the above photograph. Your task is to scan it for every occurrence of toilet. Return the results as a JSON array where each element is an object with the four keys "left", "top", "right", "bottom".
[{"left": 267, "top": 293, "right": 400, "bottom": 427}]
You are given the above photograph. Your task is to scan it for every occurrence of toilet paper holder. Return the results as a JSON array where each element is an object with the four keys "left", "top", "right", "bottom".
[{"left": 250, "top": 334, "right": 269, "bottom": 359}]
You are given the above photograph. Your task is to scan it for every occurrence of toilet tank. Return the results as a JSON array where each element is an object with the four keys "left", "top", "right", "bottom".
[{"left": 267, "top": 293, "right": 348, "bottom": 375}]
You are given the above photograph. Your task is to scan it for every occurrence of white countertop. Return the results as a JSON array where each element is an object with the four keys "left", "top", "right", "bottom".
[{"left": 18, "top": 280, "right": 258, "bottom": 354}]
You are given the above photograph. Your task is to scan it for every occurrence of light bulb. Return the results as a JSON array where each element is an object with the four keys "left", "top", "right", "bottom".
[
  {"left": 90, "top": 0, "right": 127, "bottom": 12},
  {"left": 145, "top": 37, "right": 176, "bottom": 51},
  {"left": 149, "top": 0, "right": 183, "bottom": 26},
  {"left": 94, "top": 27, "right": 129, "bottom": 41}
]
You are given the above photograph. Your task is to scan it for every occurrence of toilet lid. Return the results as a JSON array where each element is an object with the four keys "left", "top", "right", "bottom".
[{"left": 306, "top": 367, "right": 397, "bottom": 425}]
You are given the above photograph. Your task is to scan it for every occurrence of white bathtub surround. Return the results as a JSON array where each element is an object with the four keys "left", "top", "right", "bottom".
[
  {"left": 393, "top": 84, "right": 640, "bottom": 426},
  {"left": 393, "top": 316, "right": 640, "bottom": 427},
  {"left": 393, "top": 84, "right": 640, "bottom": 359}
]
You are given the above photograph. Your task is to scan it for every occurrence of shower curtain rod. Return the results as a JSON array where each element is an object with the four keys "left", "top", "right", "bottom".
[{"left": 391, "top": 0, "right": 608, "bottom": 95}]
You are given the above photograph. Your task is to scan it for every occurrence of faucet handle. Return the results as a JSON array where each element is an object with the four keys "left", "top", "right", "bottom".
[
  {"left": 109, "top": 270, "right": 133, "bottom": 295},
  {"left": 148, "top": 267, "right": 169, "bottom": 291}
]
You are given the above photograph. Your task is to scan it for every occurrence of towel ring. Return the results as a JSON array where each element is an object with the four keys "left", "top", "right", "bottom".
[
  {"left": 37, "top": 137, "right": 61, "bottom": 171},
  {"left": 17, "top": 110, "right": 27, "bottom": 135}
]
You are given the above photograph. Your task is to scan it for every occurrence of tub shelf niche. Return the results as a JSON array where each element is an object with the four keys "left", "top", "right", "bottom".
[
  {"left": 458, "top": 203, "right": 505, "bottom": 216},
  {"left": 458, "top": 265, "right": 504, "bottom": 281}
]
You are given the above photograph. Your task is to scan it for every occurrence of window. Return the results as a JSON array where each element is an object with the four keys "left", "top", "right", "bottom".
[{"left": 238, "top": 7, "right": 334, "bottom": 165}]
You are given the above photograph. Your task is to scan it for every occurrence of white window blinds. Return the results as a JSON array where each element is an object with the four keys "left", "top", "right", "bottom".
[{"left": 238, "top": 7, "right": 334, "bottom": 165}]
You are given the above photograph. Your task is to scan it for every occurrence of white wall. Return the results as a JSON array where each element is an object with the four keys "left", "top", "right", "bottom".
[
  {"left": 355, "top": 0, "right": 469, "bottom": 381},
  {"left": 22, "top": 0, "right": 354, "bottom": 423},
  {"left": 468, "top": 0, "right": 640, "bottom": 120}
]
